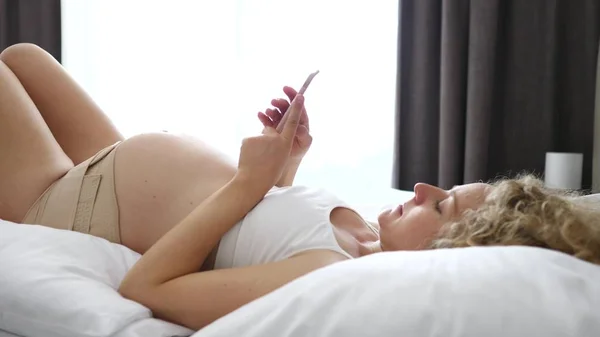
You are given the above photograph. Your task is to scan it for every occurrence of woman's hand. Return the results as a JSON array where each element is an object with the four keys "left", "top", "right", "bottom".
[
  {"left": 257, "top": 86, "right": 312, "bottom": 161},
  {"left": 237, "top": 93, "right": 305, "bottom": 192}
]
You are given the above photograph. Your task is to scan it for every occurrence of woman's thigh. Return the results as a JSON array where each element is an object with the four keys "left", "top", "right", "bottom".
[
  {"left": 0, "top": 60, "right": 73, "bottom": 222},
  {"left": 114, "top": 132, "right": 237, "bottom": 254},
  {"left": 0, "top": 43, "right": 124, "bottom": 166}
]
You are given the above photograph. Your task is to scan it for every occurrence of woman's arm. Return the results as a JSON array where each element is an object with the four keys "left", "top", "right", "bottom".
[
  {"left": 123, "top": 249, "right": 345, "bottom": 330},
  {"left": 277, "top": 158, "right": 302, "bottom": 187},
  {"left": 119, "top": 174, "right": 345, "bottom": 330},
  {"left": 119, "top": 93, "right": 317, "bottom": 330},
  {"left": 259, "top": 86, "right": 313, "bottom": 188},
  {"left": 118, "top": 176, "right": 266, "bottom": 292}
]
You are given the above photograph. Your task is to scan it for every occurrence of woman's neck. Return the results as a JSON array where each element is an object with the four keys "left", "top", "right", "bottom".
[
  {"left": 358, "top": 240, "right": 383, "bottom": 256},
  {"left": 356, "top": 221, "right": 382, "bottom": 256},
  {"left": 329, "top": 207, "right": 382, "bottom": 257}
]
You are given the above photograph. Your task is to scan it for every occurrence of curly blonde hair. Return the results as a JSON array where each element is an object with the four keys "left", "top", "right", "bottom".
[{"left": 430, "top": 174, "right": 600, "bottom": 265}]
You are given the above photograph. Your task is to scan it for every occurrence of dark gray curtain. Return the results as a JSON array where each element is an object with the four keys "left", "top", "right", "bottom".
[
  {"left": 393, "top": 0, "right": 600, "bottom": 191},
  {"left": 0, "top": 0, "right": 62, "bottom": 62}
]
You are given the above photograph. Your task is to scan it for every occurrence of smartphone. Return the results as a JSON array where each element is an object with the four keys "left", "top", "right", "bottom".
[
  {"left": 298, "top": 70, "right": 320, "bottom": 95},
  {"left": 276, "top": 70, "right": 319, "bottom": 132}
]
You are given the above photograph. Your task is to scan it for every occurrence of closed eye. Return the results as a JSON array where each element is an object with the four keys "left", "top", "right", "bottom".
[{"left": 435, "top": 200, "right": 442, "bottom": 214}]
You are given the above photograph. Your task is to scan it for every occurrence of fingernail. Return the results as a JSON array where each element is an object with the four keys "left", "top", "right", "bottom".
[{"left": 295, "top": 94, "right": 304, "bottom": 104}]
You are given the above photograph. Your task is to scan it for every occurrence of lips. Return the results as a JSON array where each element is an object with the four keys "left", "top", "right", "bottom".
[{"left": 394, "top": 203, "right": 404, "bottom": 216}]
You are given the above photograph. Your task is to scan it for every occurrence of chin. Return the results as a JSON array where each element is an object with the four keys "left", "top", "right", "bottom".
[
  {"left": 377, "top": 208, "right": 393, "bottom": 227},
  {"left": 379, "top": 240, "right": 399, "bottom": 252}
]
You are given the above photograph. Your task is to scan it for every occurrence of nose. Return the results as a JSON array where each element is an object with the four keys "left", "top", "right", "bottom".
[{"left": 413, "top": 183, "right": 440, "bottom": 205}]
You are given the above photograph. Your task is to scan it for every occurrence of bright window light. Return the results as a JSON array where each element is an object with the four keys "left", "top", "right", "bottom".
[{"left": 61, "top": 0, "right": 398, "bottom": 204}]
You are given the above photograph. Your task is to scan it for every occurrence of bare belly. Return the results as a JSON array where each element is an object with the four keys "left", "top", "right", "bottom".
[{"left": 113, "top": 133, "right": 237, "bottom": 254}]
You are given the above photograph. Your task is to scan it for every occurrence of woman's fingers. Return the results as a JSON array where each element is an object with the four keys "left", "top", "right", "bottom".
[
  {"left": 265, "top": 108, "right": 283, "bottom": 124},
  {"left": 264, "top": 85, "right": 309, "bottom": 137},
  {"left": 280, "top": 87, "right": 308, "bottom": 125},
  {"left": 271, "top": 98, "right": 290, "bottom": 113},
  {"left": 283, "top": 86, "right": 298, "bottom": 102},
  {"left": 257, "top": 112, "right": 274, "bottom": 127},
  {"left": 280, "top": 94, "right": 304, "bottom": 141}
]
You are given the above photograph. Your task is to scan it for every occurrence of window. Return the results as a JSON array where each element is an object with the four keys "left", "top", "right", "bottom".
[{"left": 61, "top": 0, "right": 398, "bottom": 204}]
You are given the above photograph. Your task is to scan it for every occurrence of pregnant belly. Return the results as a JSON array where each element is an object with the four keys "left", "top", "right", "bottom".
[{"left": 113, "top": 132, "right": 237, "bottom": 254}]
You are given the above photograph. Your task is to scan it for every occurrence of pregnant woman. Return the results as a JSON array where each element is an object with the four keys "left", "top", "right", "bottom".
[{"left": 2, "top": 43, "right": 599, "bottom": 330}]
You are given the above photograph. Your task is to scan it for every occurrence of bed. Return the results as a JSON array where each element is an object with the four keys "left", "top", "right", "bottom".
[
  {"left": 1, "top": 187, "right": 599, "bottom": 337},
  {"left": 0, "top": 318, "right": 191, "bottom": 337}
]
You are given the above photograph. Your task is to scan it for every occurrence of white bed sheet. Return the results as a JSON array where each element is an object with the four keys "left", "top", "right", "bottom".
[
  {"left": 112, "top": 318, "right": 193, "bottom": 337},
  {"left": 0, "top": 331, "right": 19, "bottom": 337},
  {"left": 0, "top": 319, "right": 194, "bottom": 337}
]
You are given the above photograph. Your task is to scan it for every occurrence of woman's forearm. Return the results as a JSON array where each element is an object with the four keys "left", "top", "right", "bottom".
[
  {"left": 276, "top": 159, "right": 301, "bottom": 187},
  {"left": 120, "top": 175, "right": 266, "bottom": 291}
]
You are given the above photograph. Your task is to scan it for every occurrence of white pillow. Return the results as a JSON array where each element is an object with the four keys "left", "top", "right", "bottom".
[
  {"left": 195, "top": 246, "right": 600, "bottom": 337},
  {"left": 0, "top": 220, "right": 150, "bottom": 337}
]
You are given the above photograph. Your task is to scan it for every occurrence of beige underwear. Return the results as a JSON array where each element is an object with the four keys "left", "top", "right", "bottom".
[{"left": 22, "top": 142, "right": 122, "bottom": 243}]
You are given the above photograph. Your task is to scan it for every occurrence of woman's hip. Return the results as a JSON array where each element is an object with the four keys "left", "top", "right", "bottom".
[
  {"left": 22, "top": 141, "right": 122, "bottom": 243},
  {"left": 22, "top": 132, "right": 237, "bottom": 252}
]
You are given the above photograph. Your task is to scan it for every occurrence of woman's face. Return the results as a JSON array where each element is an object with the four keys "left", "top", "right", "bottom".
[{"left": 378, "top": 182, "right": 490, "bottom": 251}]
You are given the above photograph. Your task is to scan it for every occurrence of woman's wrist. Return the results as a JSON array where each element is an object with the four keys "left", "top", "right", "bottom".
[
  {"left": 232, "top": 171, "right": 272, "bottom": 197},
  {"left": 276, "top": 158, "right": 302, "bottom": 187}
]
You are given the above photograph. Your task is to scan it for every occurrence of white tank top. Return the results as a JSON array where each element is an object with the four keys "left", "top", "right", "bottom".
[{"left": 214, "top": 186, "right": 355, "bottom": 269}]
